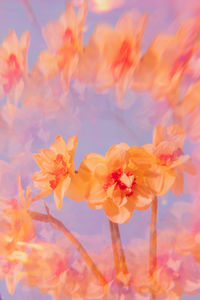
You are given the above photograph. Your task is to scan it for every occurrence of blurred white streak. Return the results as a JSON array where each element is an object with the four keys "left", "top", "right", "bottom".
[{"left": 89, "top": 0, "right": 124, "bottom": 12}]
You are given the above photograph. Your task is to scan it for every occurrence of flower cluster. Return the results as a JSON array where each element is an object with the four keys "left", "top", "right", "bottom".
[{"left": 32, "top": 124, "right": 194, "bottom": 224}]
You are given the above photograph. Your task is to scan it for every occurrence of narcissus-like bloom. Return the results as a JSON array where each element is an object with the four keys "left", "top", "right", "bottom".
[
  {"left": 77, "top": 11, "right": 147, "bottom": 105},
  {"left": 143, "top": 124, "right": 196, "bottom": 196},
  {"left": 32, "top": 135, "right": 78, "bottom": 210},
  {"left": 0, "top": 30, "right": 30, "bottom": 100},
  {"left": 132, "top": 17, "right": 200, "bottom": 105},
  {"left": 70, "top": 143, "right": 154, "bottom": 223},
  {"left": 35, "top": 0, "right": 88, "bottom": 91}
]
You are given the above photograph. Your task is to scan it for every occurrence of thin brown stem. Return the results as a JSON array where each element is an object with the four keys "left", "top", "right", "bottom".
[
  {"left": 29, "top": 210, "right": 107, "bottom": 288},
  {"left": 109, "top": 220, "right": 121, "bottom": 275},
  {"left": 32, "top": 190, "right": 52, "bottom": 202},
  {"left": 20, "top": 0, "right": 48, "bottom": 48},
  {"left": 149, "top": 196, "right": 158, "bottom": 300},
  {"left": 108, "top": 220, "right": 130, "bottom": 285},
  {"left": 115, "top": 224, "right": 129, "bottom": 276},
  {"left": 20, "top": 0, "right": 41, "bottom": 32}
]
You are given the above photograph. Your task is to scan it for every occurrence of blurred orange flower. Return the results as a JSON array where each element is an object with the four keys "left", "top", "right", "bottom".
[
  {"left": 132, "top": 17, "right": 200, "bottom": 105},
  {"left": 0, "top": 174, "right": 35, "bottom": 294},
  {"left": 22, "top": 240, "right": 105, "bottom": 299},
  {"left": 77, "top": 11, "right": 147, "bottom": 105},
  {"left": 32, "top": 135, "right": 78, "bottom": 210},
  {"left": 143, "top": 124, "right": 196, "bottom": 196},
  {"left": 70, "top": 143, "right": 154, "bottom": 223},
  {"left": 0, "top": 174, "right": 35, "bottom": 255},
  {"left": 0, "top": 30, "right": 30, "bottom": 100},
  {"left": 23, "top": 241, "right": 71, "bottom": 297},
  {"left": 35, "top": 0, "right": 88, "bottom": 91}
]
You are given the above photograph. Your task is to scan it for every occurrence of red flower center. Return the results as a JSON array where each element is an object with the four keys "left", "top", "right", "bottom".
[
  {"left": 3, "top": 54, "right": 21, "bottom": 93},
  {"left": 63, "top": 28, "right": 74, "bottom": 44},
  {"left": 49, "top": 154, "right": 68, "bottom": 190},
  {"left": 104, "top": 168, "right": 136, "bottom": 197},
  {"left": 170, "top": 50, "right": 192, "bottom": 79},
  {"left": 58, "top": 28, "right": 75, "bottom": 69},
  {"left": 159, "top": 147, "right": 183, "bottom": 165},
  {"left": 112, "top": 40, "right": 133, "bottom": 81}
]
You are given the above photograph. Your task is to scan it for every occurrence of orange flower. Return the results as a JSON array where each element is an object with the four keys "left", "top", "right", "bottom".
[
  {"left": 70, "top": 143, "right": 154, "bottom": 223},
  {"left": 77, "top": 11, "right": 147, "bottom": 105},
  {"left": 132, "top": 17, "right": 200, "bottom": 105},
  {"left": 23, "top": 240, "right": 104, "bottom": 299},
  {"left": 0, "top": 30, "right": 30, "bottom": 99},
  {"left": 127, "top": 239, "right": 182, "bottom": 299},
  {"left": 32, "top": 135, "right": 78, "bottom": 210},
  {"left": 0, "top": 174, "right": 35, "bottom": 280},
  {"left": 143, "top": 124, "right": 196, "bottom": 196},
  {"left": 23, "top": 241, "right": 71, "bottom": 296},
  {"left": 35, "top": 0, "right": 88, "bottom": 90}
]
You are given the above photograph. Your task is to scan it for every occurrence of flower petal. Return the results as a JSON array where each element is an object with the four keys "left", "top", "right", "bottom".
[
  {"left": 134, "top": 191, "right": 153, "bottom": 210},
  {"left": 105, "top": 143, "right": 130, "bottom": 169},
  {"left": 66, "top": 174, "right": 87, "bottom": 202},
  {"left": 54, "top": 176, "right": 71, "bottom": 210},
  {"left": 147, "top": 165, "right": 176, "bottom": 196},
  {"left": 171, "top": 170, "right": 184, "bottom": 197},
  {"left": 103, "top": 197, "right": 134, "bottom": 224},
  {"left": 87, "top": 183, "right": 106, "bottom": 209}
]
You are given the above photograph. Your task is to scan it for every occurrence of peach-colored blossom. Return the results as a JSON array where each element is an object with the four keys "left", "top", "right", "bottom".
[
  {"left": 32, "top": 135, "right": 78, "bottom": 210},
  {"left": 69, "top": 143, "right": 154, "bottom": 223},
  {"left": 21, "top": 240, "right": 105, "bottom": 299},
  {"left": 143, "top": 124, "right": 196, "bottom": 196},
  {"left": 35, "top": 0, "right": 88, "bottom": 91},
  {"left": 22, "top": 241, "right": 71, "bottom": 297},
  {"left": 0, "top": 175, "right": 35, "bottom": 294},
  {"left": 0, "top": 175, "right": 35, "bottom": 254},
  {"left": 77, "top": 11, "right": 147, "bottom": 105},
  {"left": 0, "top": 30, "right": 29, "bottom": 101},
  {"left": 132, "top": 17, "right": 200, "bottom": 105}
]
